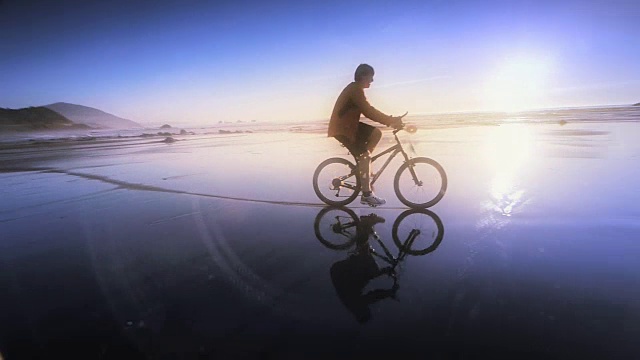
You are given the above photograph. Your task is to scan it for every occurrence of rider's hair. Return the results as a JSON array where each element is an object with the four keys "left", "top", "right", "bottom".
[{"left": 354, "top": 64, "right": 374, "bottom": 81}]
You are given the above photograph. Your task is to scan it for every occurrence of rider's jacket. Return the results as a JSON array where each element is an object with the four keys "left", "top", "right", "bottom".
[{"left": 328, "top": 82, "right": 394, "bottom": 143}]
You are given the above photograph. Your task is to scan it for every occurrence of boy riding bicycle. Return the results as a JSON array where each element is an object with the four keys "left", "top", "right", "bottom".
[{"left": 328, "top": 64, "right": 403, "bottom": 207}]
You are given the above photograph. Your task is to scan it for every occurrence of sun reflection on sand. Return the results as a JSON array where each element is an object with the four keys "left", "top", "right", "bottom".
[
  {"left": 489, "top": 172, "right": 526, "bottom": 216},
  {"left": 484, "top": 124, "right": 533, "bottom": 170},
  {"left": 481, "top": 124, "right": 533, "bottom": 217}
]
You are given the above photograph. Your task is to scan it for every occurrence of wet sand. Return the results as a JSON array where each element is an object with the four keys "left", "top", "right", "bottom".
[{"left": 1, "top": 119, "right": 640, "bottom": 358}]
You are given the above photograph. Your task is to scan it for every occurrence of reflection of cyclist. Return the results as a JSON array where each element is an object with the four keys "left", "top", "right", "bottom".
[
  {"left": 330, "top": 214, "right": 399, "bottom": 323},
  {"left": 328, "top": 64, "right": 403, "bottom": 207}
]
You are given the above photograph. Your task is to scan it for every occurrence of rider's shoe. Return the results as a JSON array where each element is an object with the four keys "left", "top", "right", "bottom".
[
  {"left": 362, "top": 213, "right": 385, "bottom": 225},
  {"left": 361, "top": 193, "right": 386, "bottom": 207}
]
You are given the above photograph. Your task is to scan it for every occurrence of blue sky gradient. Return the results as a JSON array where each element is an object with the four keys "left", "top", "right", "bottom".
[{"left": 1, "top": 0, "right": 639, "bottom": 124}]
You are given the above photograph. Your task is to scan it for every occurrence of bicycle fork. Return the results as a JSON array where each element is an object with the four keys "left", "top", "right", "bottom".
[
  {"left": 398, "top": 148, "right": 424, "bottom": 187},
  {"left": 407, "top": 164, "right": 424, "bottom": 187}
]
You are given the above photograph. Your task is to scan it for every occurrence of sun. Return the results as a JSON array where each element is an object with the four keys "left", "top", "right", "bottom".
[{"left": 483, "top": 54, "right": 553, "bottom": 112}]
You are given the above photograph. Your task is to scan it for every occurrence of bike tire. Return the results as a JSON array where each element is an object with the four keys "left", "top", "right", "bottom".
[
  {"left": 313, "top": 157, "right": 361, "bottom": 206},
  {"left": 313, "top": 206, "right": 359, "bottom": 250},
  {"left": 392, "top": 208, "right": 444, "bottom": 256},
  {"left": 393, "top": 157, "right": 447, "bottom": 208}
]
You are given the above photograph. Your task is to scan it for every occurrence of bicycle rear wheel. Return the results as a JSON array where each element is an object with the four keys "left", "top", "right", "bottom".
[
  {"left": 394, "top": 157, "right": 447, "bottom": 208},
  {"left": 313, "top": 157, "right": 361, "bottom": 206},
  {"left": 392, "top": 208, "right": 444, "bottom": 255},
  {"left": 313, "top": 206, "right": 359, "bottom": 250}
]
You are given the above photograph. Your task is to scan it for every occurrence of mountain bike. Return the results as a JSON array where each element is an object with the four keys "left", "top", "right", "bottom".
[
  {"left": 313, "top": 121, "right": 447, "bottom": 208},
  {"left": 313, "top": 207, "right": 445, "bottom": 257}
]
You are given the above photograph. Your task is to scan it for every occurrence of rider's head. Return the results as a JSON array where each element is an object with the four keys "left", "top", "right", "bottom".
[{"left": 354, "top": 64, "right": 374, "bottom": 88}]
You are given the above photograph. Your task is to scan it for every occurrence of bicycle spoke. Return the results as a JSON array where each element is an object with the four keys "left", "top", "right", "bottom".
[{"left": 400, "top": 166, "right": 440, "bottom": 202}]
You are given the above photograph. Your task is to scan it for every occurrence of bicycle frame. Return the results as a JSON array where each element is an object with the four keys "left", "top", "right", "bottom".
[
  {"left": 368, "top": 129, "right": 413, "bottom": 186},
  {"left": 331, "top": 127, "right": 420, "bottom": 194}
]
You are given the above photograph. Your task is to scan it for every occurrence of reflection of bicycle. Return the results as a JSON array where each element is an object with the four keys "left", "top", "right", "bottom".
[
  {"left": 313, "top": 123, "right": 447, "bottom": 208},
  {"left": 314, "top": 206, "right": 445, "bottom": 265}
]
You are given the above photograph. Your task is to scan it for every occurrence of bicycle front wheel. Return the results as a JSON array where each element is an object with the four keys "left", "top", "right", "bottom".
[
  {"left": 394, "top": 157, "right": 447, "bottom": 208},
  {"left": 313, "top": 157, "right": 361, "bottom": 206},
  {"left": 392, "top": 208, "right": 444, "bottom": 255}
]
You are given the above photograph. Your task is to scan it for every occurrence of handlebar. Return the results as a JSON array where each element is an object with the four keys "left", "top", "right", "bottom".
[{"left": 391, "top": 112, "right": 417, "bottom": 134}]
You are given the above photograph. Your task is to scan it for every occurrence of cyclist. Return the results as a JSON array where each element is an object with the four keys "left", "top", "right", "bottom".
[{"left": 328, "top": 64, "right": 403, "bottom": 207}]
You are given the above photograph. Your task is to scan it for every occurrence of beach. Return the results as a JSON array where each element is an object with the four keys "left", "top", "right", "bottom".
[{"left": 1, "top": 107, "right": 640, "bottom": 358}]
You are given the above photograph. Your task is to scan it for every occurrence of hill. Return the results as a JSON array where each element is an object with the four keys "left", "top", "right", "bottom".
[
  {"left": 633, "top": 102, "right": 640, "bottom": 106},
  {"left": 45, "top": 102, "right": 141, "bottom": 129},
  {"left": 0, "top": 106, "right": 89, "bottom": 131}
]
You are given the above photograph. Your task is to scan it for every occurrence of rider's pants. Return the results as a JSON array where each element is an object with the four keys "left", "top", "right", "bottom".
[{"left": 357, "top": 152, "right": 371, "bottom": 193}]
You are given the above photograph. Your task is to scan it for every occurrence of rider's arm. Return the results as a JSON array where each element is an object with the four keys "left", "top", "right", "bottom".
[{"left": 351, "top": 87, "right": 397, "bottom": 127}]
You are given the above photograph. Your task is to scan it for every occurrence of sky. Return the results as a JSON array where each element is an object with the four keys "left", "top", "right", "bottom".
[{"left": 1, "top": 0, "right": 639, "bottom": 125}]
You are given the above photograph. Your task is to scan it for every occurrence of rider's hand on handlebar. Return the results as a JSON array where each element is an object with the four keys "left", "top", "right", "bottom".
[
  {"left": 390, "top": 111, "right": 408, "bottom": 130},
  {"left": 390, "top": 116, "right": 404, "bottom": 129}
]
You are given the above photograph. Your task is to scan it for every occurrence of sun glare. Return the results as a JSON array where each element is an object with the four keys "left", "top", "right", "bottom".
[
  {"left": 482, "top": 124, "right": 534, "bottom": 216},
  {"left": 484, "top": 55, "right": 552, "bottom": 112},
  {"left": 483, "top": 124, "right": 533, "bottom": 171}
]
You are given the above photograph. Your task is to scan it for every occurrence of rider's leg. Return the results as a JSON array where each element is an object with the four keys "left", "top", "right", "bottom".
[
  {"left": 336, "top": 129, "right": 385, "bottom": 206},
  {"left": 355, "top": 125, "right": 386, "bottom": 206},
  {"left": 365, "top": 127, "right": 382, "bottom": 183},
  {"left": 357, "top": 151, "right": 371, "bottom": 194},
  {"left": 358, "top": 150, "right": 385, "bottom": 206},
  {"left": 336, "top": 134, "right": 370, "bottom": 190},
  {"left": 365, "top": 127, "right": 382, "bottom": 154}
]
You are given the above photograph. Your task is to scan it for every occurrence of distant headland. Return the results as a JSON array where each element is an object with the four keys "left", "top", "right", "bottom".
[
  {"left": 0, "top": 106, "right": 88, "bottom": 132},
  {"left": 45, "top": 102, "right": 141, "bottom": 129},
  {"left": 0, "top": 103, "right": 141, "bottom": 132}
]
